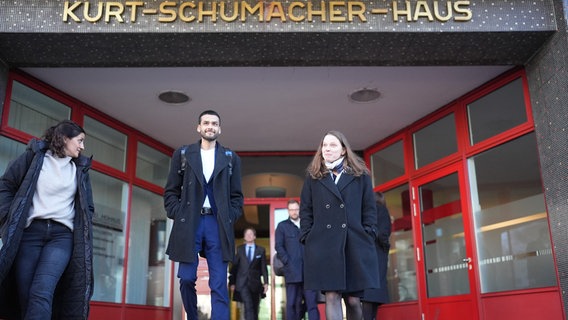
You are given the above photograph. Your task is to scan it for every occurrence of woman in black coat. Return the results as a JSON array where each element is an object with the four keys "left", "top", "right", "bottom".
[
  {"left": 362, "top": 192, "right": 392, "bottom": 320},
  {"left": 300, "top": 130, "right": 379, "bottom": 320},
  {"left": 0, "top": 120, "right": 94, "bottom": 320}
]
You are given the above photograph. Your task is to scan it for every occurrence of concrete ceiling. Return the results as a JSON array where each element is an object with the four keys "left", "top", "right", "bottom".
[{"left": 22, "top": 65, "right": 512, "bottom": 152}]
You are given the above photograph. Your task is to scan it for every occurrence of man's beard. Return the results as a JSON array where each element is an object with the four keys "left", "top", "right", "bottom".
[{"left": 201, "top": 131, "right": 219, "bottom": 141}]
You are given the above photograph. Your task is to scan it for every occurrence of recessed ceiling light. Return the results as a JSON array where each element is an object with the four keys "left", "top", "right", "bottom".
[
  {"left": 349, "top": 88, "right": 381, "bottom": 103},
  {"left": 158, "top": 91, "right": 190, "bottom": 104}
]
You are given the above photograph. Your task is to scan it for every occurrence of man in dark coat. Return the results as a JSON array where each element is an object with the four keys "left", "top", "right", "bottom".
[
  {"left": 229, "top": 227, "right": 268, "bottom": 320},
  {"left": 164, "top": 110, "right": 243, "bottom": 320},
  {"left": 275, "top": 199, "right": 320, "bottom": 320},
  {"left": 0, "top": 138, "right": 94, "bottom": 320}
]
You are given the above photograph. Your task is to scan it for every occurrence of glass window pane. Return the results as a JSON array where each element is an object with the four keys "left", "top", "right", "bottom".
[
  {"left": 91, "top": 171, "right": 128, "bottom": 303},
  {"left": 413, "top": 114, "right": 457, "bottom": 168},
  {"left": 272, "top": 207, "right": 288, "bottom": 320},
  {"left": 241, "top": 156, "right": 311, "bottom": 198},
  {"left": 420, "top": 173, "right": 469, "bottom": 297},
  {"left": 84, "top": 116, "right": 127, "bottom": 171},
  {"left": 467, "top": 78, "right": 527, "bottom": 145},
  {"left": 385, "top": 185, "right": 418, "bottom": 302},
  {"left": 0, "top": 137, "right": 27, "bottom": 248},
  {"left": 231, "top": 205, "right": 271, "bottom": 319},
  {"left": 8, "top": 81, "right": 70, "bottom": 137},
  {"left": 0, "top": 136, "right": 26, "bottom": 175},
  {"left": 136, "top": 142, "right": 170, "bottom": 186},
  {"left": 370, "top": 140, "right": 405, "bottom": 187},
  {"left": 469, "top": 133, "right": 555, "bottom": 293},
  {"left": 126, "top": 187, "right": 172, "bottom": 306}
]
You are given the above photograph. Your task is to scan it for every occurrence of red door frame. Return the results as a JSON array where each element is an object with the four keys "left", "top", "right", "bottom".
[
  {"left": 244, "top": 197, "right": 328, "bottom": 320},
  {"left": 245, "top": 197, "right": 291, "bottom": 320},
  {"left": 410, "top": 162, "right": 480, "bottom": 320}
]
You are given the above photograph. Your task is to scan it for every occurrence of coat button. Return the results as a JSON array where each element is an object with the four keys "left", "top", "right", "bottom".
[
  {"left": 325, "top": 204, "right": 330, "bottom": 209},
  {"left": 340, "top": 204, "right": 345, "bottom": 208},
  {"left": 186, "top": 201, "right": 190, "bottom": 205},
  {"left": 341, "top": 223, "right": 346, "bottom": 228},
  {"left": 326, "top": 224, "right": 331, "bottom": 229},
  {"left": 181, "top": 218, "right": 186, "bottom": 222}
]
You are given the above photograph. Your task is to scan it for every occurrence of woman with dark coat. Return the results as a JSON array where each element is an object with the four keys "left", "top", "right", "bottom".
[
  {"left": 300, "top": 130, "right": 379, "bottom": 320},
  {"left": 0, "top": 120, "right": 94, "bottom": 320},
  {"left": 362, "top": 192, "right": 392, "bottom": 320}
]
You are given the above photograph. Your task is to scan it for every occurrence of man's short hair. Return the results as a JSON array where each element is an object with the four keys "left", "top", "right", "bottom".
[
  {"left": 287, "top": 199, "right": 299, "bottom": 207},
  {"left": 244, "top": 227, "right": 256, "bottom": 236},
  {"left": 198, "top": 110, "right": 221, "bottom": 124}
]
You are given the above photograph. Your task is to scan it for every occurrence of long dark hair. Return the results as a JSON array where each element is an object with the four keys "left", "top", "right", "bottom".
[
  {"left": 306, "top": 130, "right": 369, "bottom": 179},
  {"left": 42, "top": 120, "right": 85, "bottom": 157}
]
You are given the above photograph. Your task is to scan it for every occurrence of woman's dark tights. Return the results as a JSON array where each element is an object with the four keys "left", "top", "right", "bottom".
[
  {"left": 362, "top": 301, "right": 379, "bottom": 320},
  {"left": 344, "top": 295, "right": 362, "bottom": 320},
  {"left": 325, "top": 292, "right": 343, "bottom": 320}
]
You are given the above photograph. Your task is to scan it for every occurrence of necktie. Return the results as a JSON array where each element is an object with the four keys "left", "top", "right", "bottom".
[
  {"left": 247, "top": 246, "right": 253, "bottom": 262},
  {"left": 332, "top": 162, "right": 343, "bottom": 174},
  {"left": 332, "top": 162, "right": 343, "bottom": 181}
]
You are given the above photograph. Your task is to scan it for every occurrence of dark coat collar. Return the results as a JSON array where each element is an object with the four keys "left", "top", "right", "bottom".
[
  {"left": 320, "top": 172, "right": 355, "bottom": 200},
  {"left": 27, "top": 138, "right": 92, "bottom": 170}
]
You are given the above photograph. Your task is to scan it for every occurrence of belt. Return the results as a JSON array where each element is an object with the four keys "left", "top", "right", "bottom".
[
  {"left": 31, "top": 219, "right": 69, "bottom": 229},
  {"left": 201, "top": 207, "right": 213, "bottom": 215}
]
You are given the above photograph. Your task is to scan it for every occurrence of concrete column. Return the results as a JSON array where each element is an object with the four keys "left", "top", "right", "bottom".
[{"left": 526, "top": 0, "right": 568, "bottom": 317}]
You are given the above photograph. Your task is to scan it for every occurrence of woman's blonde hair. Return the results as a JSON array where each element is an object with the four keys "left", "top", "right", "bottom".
[{"left": 306, "top": 130, "right": 369, "bottom": 179}]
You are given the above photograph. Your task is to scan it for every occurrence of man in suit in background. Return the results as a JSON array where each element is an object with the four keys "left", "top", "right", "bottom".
[
  {"left": 230, "top": 227, "right": 269, "bottom": 320},
  {"left": 275, "top": 199, "right": 320, "bottom": 320}
]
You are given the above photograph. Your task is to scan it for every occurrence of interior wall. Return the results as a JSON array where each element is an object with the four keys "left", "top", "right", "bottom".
[{"left": 525, "top": 0, "right": 568, "bottom": 318}]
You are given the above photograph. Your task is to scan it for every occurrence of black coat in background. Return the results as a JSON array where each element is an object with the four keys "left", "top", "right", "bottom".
[
  {"left": 275, "top": 219, "right": 304, "bottom": 283},
  {"left": 362, "top": 203, "right": 392, "bottom": 303}
]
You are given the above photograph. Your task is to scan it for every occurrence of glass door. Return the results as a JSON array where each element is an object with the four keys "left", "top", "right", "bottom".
[
  {"left": 238, "top": 198, "right": 290, "bottom": 320},
  {"left": 412, "top": 165, "right": 479, "bottom": 320},
  {"left": 270, "top": 201, "right": 291, "bottom": 320}
]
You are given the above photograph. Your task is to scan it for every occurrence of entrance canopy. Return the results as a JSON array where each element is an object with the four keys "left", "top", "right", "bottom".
[
  {"left": 0, "top": 1, "right": 556, "bottom": 151},
  {"left": 0, "top": 0, "right": 556, "bottom": 67}
]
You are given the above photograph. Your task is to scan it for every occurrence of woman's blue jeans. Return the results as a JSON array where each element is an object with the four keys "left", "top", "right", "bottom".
[{"left": 14, "top": 219, "right": 73, "bottom": 320}]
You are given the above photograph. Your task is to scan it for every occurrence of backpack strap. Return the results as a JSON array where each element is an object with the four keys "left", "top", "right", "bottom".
[
  {"left": 178, "top": 145, "right": 188, "bottom": 175},
  {"left": 224, "top": 149, "right": 233, "bottom": 176},
  {"left": 178, "top": 145, "right": 233, "bottom": 176}
]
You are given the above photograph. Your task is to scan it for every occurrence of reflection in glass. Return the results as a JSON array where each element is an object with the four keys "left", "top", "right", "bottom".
[
  {"left": 385, "top": 185, "right": 417, "bottom": 302},
  {"left": 467, "top": 78, "right": 527, "bottom": 145},
  {"left": 272, "top": 208, "right": 288, "bottom": 319},
  {"left": 8, "top": 81, "right": 70, "bottom": 138},
  {"left": 240, "top": 156, "right": 311, "bottom": 198},
  {"left": 469, "top": 133, "right": 555, "bottom": 293},
  {"left": 126, "top": 187, "right": 172, "bottom": 306},
  {"left": 420, "top": 173, "right": 469, "bottom": 297},
  {"left": 0, "top": 137, "right": 26, "bottom": 248},
  {"left": 90, "top": 171, "right": 127, "bottom": 303},
  {"left": 413, "top": 114, "right": 457, "bottom": 169},
  {"left": 0, "top": 136, "right": 26, "bottom": 176},
  {"left": 370, "top": 141, "right": 405, "bottom": 187},
  {"left": 83, "top": 116, "right": 127, "bottom": 171},
  {"left": 136, "top": 142, "right": 170, "bottom": 186}
]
